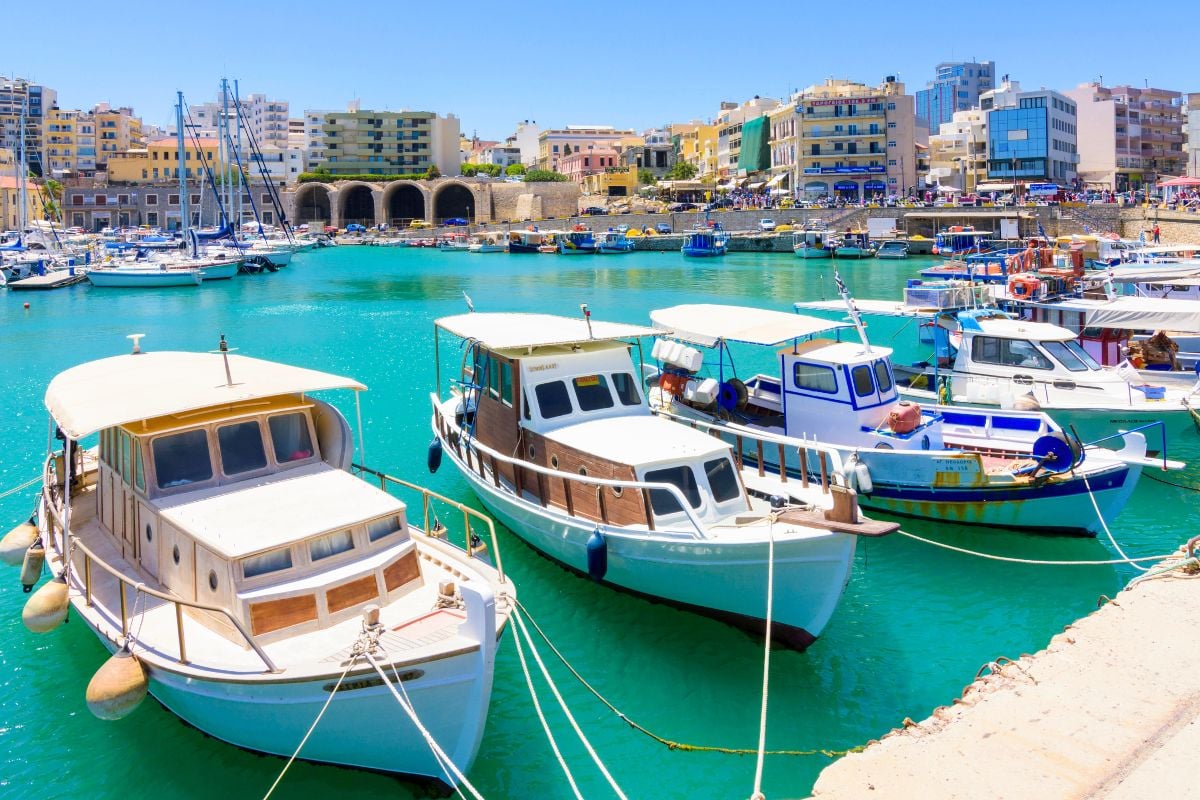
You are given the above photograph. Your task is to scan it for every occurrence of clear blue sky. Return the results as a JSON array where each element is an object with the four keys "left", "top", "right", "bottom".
[{"left": 7, "top": 0, "right": 1196, "bottom": 138}]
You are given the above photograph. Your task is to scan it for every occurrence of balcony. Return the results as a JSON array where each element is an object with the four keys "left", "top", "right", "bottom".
[{"left": 806, "top": 128, "right": 885, "bottom": 139}]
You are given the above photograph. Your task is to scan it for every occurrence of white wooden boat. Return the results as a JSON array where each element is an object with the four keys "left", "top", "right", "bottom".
[
  {"left": 793, "top": 229, "right": 832, "bottom": 259},
  {"left": 87, "top": 265, "right": 203, "bottom": 287},
  {"left": 9, "top": 342, "right": 513, "bottom": 787},
  {"left": 431, "top": 312, "right": 891, "bottom": 649}
]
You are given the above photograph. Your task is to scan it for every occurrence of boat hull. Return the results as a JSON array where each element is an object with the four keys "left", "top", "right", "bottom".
[
  {"left": 794, "top": 247, "right": 832, "bottom": 259},
  {"left": 198, "top": 262, "right": 240, "bottom": 280},
  {"left": 681, "top": 248, "right": 726, "bottom": 257},
  {"left": 87, "top": 269, "right": 201, "bottom": 287},
  {"left": 440, "top": 431, "right": 854, "bottom": 648},
  {"left": 507, "top": 243, "right": 540, "bottom": 254}
]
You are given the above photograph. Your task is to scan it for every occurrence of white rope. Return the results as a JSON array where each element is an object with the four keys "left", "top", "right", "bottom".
[
  {"left": 894, "top": 530, "right": 1174, "bottom": 566},
  {"left": 510, "top": 610, "right": 585, "bottom": 800},
  {"left": 364, "top": 653, "right": 485, "bottom": 800},
  {"left": 0, "top": 475, "right": 40, "bottom": 501},
  {"left": 512, "top": 609, "right": 628, "bottom": 800},
  {"left": 262, "top": 659, "right": 354, "bottom": 800},
  {"left": 1083, "top": 474, "right": 1149, "bottom": 572},
  {"left": 749, "top": 520, "right": 776, "bottom": 800}
]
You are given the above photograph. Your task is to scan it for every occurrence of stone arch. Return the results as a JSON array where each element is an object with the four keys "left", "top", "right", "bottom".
[
  {"left": 383, "top": 181, "right": 428, "bottom": 225},
  {"left": 337, "top": 182, "right": 378, "bottom": 228},
  {"left": 433, "top": 181, "right": 477, "bottom": 223},
  {"left": 294, "top": 183, "right": 332, "bottom": 226}
]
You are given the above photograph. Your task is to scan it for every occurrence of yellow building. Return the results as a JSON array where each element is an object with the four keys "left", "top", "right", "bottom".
[
  {"left": 43, "top": 108, "right": 99, "bottom": 177},
  {"left": 107, "top": 137, "right": 225, "bottom": 184},
  {"left": 95, "top": 106, "right": 144, "bottom": 170},
  {"left": 580, "top": 165, "right": 638, "bottom": 197},
  {"left": 0, "top": 175, "right": 48, "bottom": 229},
  {"left": 673, "top": 123, "right": 718, "bottom": 178}
]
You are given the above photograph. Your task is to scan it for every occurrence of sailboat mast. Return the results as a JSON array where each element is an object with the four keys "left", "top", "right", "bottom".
[
  {"left": 176, "top": 92, "right": 189, "bottom": 236},
  {"left": 234, "top": 79, "right": 244, "bottom": 237}
]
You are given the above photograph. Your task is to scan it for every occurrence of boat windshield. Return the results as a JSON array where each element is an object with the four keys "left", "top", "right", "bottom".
[
  {"left": 971, "top": 336, "right": 1053, "bottom": 370},
  {"left": 644, "top": 464, "right": 702, "bottom": 515},
  {"left": 1041, "top": 340, "right": 1098, "bottom": 372}
]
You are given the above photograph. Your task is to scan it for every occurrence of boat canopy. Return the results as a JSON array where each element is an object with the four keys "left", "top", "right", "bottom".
[
  {"left": 436, "top": 313, "right": 659, "bottom": 350},
  {"left": 45, "top": 351, "right": 365, "bottom": 439},
  {"left": 965, "top": 318, "right": 1076, "bottom": 342},
  {"left": 651, "top": 304, "right": 846, "bottom": 347},
  {"left": 1018, "top": 296, "right": 1200, "bottom": 332}
]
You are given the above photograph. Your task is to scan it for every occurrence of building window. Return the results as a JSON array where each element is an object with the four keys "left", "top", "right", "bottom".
[
  {"left": 168, "top": 194, "right": 179, "bottom": 205},
  {"left": 887, "top": 102, "right": 896, "bottom": 111},
  {"left": 887, "top": 141, "right": 896, "bottom": 148},
  {"left": 146, "top": 194, "right": 158, "bottom": 205},
  {"left": 146, "top": 212, "right": 158, "bottom": 226}
]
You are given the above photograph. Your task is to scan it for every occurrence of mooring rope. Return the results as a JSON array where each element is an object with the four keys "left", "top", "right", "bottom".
[
  {"left": 893, "top": 530, "right": 1172, "bottom": 566},
  {"left": 1143, "top": 471, "right": 1200, "bottom": 493},
  {"left": 0, "top": 475, "right": 40, "bottom": 501},
  {"left": 513, "top": 598, "right": 863, "bottom": 758},
  {"left": 749, "top": 521, "right": 777, "bottom": 800},
  {"left": 262, "top": 658, "right": 355, "bottom": 800},
  {"left": 1083, "top": 474, "right": 1148, "bottom": 572}
]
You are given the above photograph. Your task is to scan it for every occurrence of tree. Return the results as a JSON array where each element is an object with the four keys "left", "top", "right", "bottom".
[
  {"left": 637, "top": 168, "right": 657, "bottom": 185},
  {"left": 666, "top": 161, "right": 698, "bottom": 180},
  {"left": 461, "top": 163, "right": 479, "bottom": 177},
  {"left": 505, "top": 163, "right": 527, "bottom": 176},
  {"left": 424, "top": 164, "right": 441, "bottom": 180},
  {"left": 523, "top": 169, "right": 569, "bottom": 183},
  {"left": 562, "top": 144, "right": 572, "bottom": 155}
]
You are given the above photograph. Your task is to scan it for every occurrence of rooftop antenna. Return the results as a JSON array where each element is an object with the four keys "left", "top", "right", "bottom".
[
  {"left": 127, "top": 333, "right": 146, "bottom": 355},
  {"left": 211, "top": 333, "right": 238, "bottom": 386},
  {"left": 580, "top": 303, "right": 594, "bottom": 339}
]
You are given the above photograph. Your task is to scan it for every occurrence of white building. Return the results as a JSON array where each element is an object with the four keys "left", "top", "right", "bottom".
[
  {"left": 512, "top": 120, "right": 540, "bottom": 166},
  {"left": 716, "top": 96, "right": 781, "bottom": 179},
  {"left": 187, "top": 91, "right": 290, "bottom": 150},
  {"left": 1188, "top": 93, "right": 1200, "bottom": 178},
  {"left": 980, "top": 80, "right": 1078, "bottom": 188},
  {"left": 926, "top": 108, "right": 988, "bottom": 192}
]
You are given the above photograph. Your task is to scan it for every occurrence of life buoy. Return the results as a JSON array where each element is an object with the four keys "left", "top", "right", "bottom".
[
  {"left": 1008, "top": 275, "right": 1041, "bottom": 299},
  {"left": 659, "top": 372, "right": 688, "bottom": 397},
  {"left": 1039, "top": 247, "right": 1053, "bottom": 269}
]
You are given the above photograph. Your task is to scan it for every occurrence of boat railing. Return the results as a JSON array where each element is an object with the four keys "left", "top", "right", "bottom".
[
  {"left": 432, "top": 396, "right": 710, "bottom": 539},
  {"left": 40, "top": 469, "right": 279, "bottom": 674},
  {"left": 352, "top": 463, "right": 506, "bottom": 583},
  {"left": 650, "top": 408, "right": 847, "bottom": 492}
]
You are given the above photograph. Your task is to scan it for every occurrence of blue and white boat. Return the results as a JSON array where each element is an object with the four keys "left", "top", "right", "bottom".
[
  {"left": 876, "top": 241, "right": 909, "bottom": 259},
  {"left": 833, "top": 231, "right": 876, "bottom": 259},
  {"left": 558, "top": 229, "right": 597, "bottom": 255},
  {"left": 793, "top": 229, "right": 832, "bottom": 259},
  {"left": 596, "top": 231, "right": 634, "bottom": 254},
  {"left": 647, "top": 299, "right": 1169, "bottom": 535},
  {"left": 682, "top": 230, "right": 728, "bottom": 258},
  {"left": 87, "top": 264, "right": 203, "bottom": 287}
]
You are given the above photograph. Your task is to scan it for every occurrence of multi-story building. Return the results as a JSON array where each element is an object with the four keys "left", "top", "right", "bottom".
[
  {"left": 1188, "top": 93, "right": 1200, "bottom": 178},
  {"left": 187, "top": 92, "right": 290, "bottom": 150},
  {"left": 61, "top": 184, "right": 284, "bottom": 231},
  {"left": 1065, "top": 82, "right": 1185, "bottom": 191},
  {"left": 618, "top": 128, "right": 675, "bottom": 176},
  {"left": 536, "top": 126, "right": 636, "bottom": 172},
  {"left": 673, "top": 122, "right": 718, "bottom": 178},
  {"left": 788, "top": 77, "right": 916, "bottom": 199},
  {"left": 511, "top": 120, "right": 540, "bottom": 166},
  {"left": 560, "top": 147, "right": 620, "bottom": 185},
  {"left": 94, "top": 104, "right": 144, "bottom": 171},
  {"left": 981, "top": 80, "right": 1078, "bottom": 188},
  {"left": 0, "top": 77, "right": 56, "bottom": 175},
  {"left": 309, "top": 105, "right": 461, "bottom": 176},
  {"left": 715, "top": 97, "right": 781, "bottom": 181},
  {"left": 478, "top": 140, "right": 523, "bottom": 168},
  {"left": 915, "top": 61, "right": 996, "bottom": 130},
  {"left": 0, "top": 175, "right": 48, "bottom": 229},
  {"left": 43, "top": 108, "right": 98, "bottom": 178},
  {"left": 107, "top": 137, "right": 225, "bottom": 184},
  {"left": 926, "top": 109, "right": 988, "bottom": 192}
]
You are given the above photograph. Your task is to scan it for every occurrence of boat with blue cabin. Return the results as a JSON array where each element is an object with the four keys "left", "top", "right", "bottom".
[
  {"left": 558, "top": 229, "right": 597, "bottom": 255},
  {"left": 876, "top": 241, "right": 909, "bottom": 260},
  {"left": 596, "top": 231, "right": 634, "bottom": 254},
  {"left": 793, "top": 228, "right": 833, "bottom": 259},
  {"left": 682, "top": 230, "right": 728, "bottom": 258}
]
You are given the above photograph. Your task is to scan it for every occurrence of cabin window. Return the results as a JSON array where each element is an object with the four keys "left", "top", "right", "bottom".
[
  {"left": 644, "top": 465, "right": 702, "bottom": 516},
  {"left": 217, "top": 421, "right": 268, "bottom": 475},
  {"left": 573, "top": 375, "right": 614, "bottom": 412},
  {"left": 873, "top": 361, "right": 893, "bottom": 393},
  {"left": 134, "top": 446, "right": 145, "bottom": 492},
  {"left": 851, "top": 365, "right": 875, "bottom": 397},
  {"left": 1041, "top": 341, "right": 1090, "bottom": 372},
  {"left": 500, "top": 362, "right": 514, "bottom": 407},
  {"left": 522, "top": 391, "right": 532, "bottom": 421},
  {"left": 971, "top": 337, "right": 1052, "bottom": 370},
  {"left": 534, "top": 381, "right": 573, "bottom": 419},
  {"left": 793, "top": 362, "right": 838, "bottom": 394},
  {"left": 310, "top": 530, "right": 355, "bottom": 561},
  {"left": 269, "top": 413, "right": 314, "bottom": 463},
  {"left": 153, "top": 429, "right": 213, "bottom": 489},
  {"left": 611, "top": 372, "right": 642, "bottom": 406},
  {"left": 120, "top": 430, "right": 131, "bottom": 483},
  {"left": 242, "top": 547, "right": 293, "bottom": 578},
  {"left": 367, "top": 516, "right": 402, "bottom": 542},
  {"left": 704, "top": 458, "right": 741, "bottom": 503}
]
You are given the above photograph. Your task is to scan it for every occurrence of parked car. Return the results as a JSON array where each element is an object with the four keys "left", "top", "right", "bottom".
[
  {"left": 582, "top": 206, "right": 606, "bottom": 216},
  {"left": 759, "top": 219, "right": 777, "bottom": 232},
  {"left": 443, "top": 217, "right": 469, "bottom": 226},
  {"left": 655, "top": 223, "right": 672, "bottom": 234},
  {"left": 669, "top": 202, "right": 700, "bottom": 212},
  {"left": 345, "top": 223, "right": 367, "bottom": 233},
  {"left": 408, "top": 220, "right": 432, "bottom": 229}
]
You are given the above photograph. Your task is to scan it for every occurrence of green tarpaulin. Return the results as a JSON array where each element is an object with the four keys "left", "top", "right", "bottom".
[{"left": 737, "top": 116, "right": 770, "bottom": 174}]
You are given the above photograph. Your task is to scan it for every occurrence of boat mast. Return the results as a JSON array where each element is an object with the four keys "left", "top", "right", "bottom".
[
  {"left": 834, "top": 270, "right": 873, "bottom": 353},
  {"left": 176, "top": 91, "right": 189, "bottom": 240},
  {"left": 234, "top": 79, "right": 245, "bottom": 238}
]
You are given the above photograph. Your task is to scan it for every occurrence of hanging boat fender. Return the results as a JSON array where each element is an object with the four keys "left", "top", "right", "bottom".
[
  {"left": 22, "top": 575, "right": 69, "bottom": 633},
  {"left": 0, "top": 518, "right": 39, "bottom": 566},
  {"left": 86, "top": 645, "right": 148, "bottom": 720},
  {"left": 427, "top": 437, "right": 443, "bottom": 474},
  {"left": 841, "top": 454, "right": 874, "bottom": 495},
  {"left": 19, "top": 538, "right": 44, "bottom": 592},
  {"left": 586, "top": 528, "right": 607, "bottom": 581}
]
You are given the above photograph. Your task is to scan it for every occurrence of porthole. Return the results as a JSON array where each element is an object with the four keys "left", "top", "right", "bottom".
[
  {"left": 528, "top": 444, "right": 536, "bottom": 458},
  {"left": 145, "top": 524, "right": 153, "bottom": 542},
  {"left": 611, "top": 486, "right": 623, "bottom": 498},
  {"left": 550, "top": 455, "right": 559, "bottom": 469},
  {"left": 172, "top": 545, "right": 180, "bottom": 565},
  {"left": 578, "top": 466, "right": 588, "bottom": 476},
  {"left": 208, "top": 570, "right": 218, "bottom": 591}
]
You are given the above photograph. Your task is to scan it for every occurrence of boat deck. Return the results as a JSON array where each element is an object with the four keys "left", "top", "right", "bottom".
[
  {"left": 54, "top": 486, "right": 485, "bottom": 681},
  {"left": 8, "top": 271, "right": 88, "bottom": 290}
]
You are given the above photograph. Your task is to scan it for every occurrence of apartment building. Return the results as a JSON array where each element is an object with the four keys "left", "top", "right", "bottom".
[
  {"left": 107, "top": 137, "right": 225, "bottom": 184},
  {"left": 672, "top": 121, "right": 718, "bottom": 178},
  {"left": 187, "top": 92, "right": 290, "bottom": 150},
  {"left": 94, "top": 104, "right": 144, "bottom": 170},
  {"left": 43, "top": 108, "right": 97, "bottom": 178},
  {"left": 715, "top": 97, "right": 780, "bottom": 180},
  {"left": 0, "top": 77, "right": 56, "bottom": 174},
  {"left": 1065, "top": 82, "right": 1185, "bottom": 190},
  {"left": 308, "top": 104, "right": 461, "bottom": 176},
  {"left": 982, "top": 80, "right": 1078, "bottom": 187},
  {"left": 916, "top": 60, "right": 996, "bottom": 130},
  {"left": 1188, "top": 93, "right": 1200, "bottom": 178},
  {"left": 926, "top": 109, "right": 988, "bottom": 192},
  {"left": 536, "top": 126, "right": 635, "bottom": 172}
]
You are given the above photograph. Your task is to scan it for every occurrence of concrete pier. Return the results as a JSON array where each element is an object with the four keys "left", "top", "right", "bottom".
[{"left": 808, "top": 546, "right": 1200, "bottom": 800}]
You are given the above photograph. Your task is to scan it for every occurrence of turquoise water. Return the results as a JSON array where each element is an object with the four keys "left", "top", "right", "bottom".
[{"left": 2, "top": 248, "right": 1197, "bottom": 799}]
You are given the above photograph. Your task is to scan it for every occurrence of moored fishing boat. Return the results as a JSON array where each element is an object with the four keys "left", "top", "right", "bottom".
[
  {"left": 833, "top": 231, "right": 876, "bottom": 259},
  {"left": 876, "top": 241, "right": 909, "bottom": 259},
  {"left": 558, "top": 229, "right": 597, "bottom": 255},
  {"left": 430, "top": 310, "right": 889, "bottom": 649},
  {"left": 468, "top": 233, "right": 506, "bottom": 253},
  {"left": 793, "top": 228, "right": 832, "bottom": 259},
  {"left": 5, "top": 338, "right": 513, "bottom": 787},
  {"left": 506, "top": 229, "right": 544, "bottom": 254},
  {"left": 596, "top": 231, "right": 634, "bottom": 254},
  {"left": 682, "top": 229, "right": 728, "bottom": 257}
]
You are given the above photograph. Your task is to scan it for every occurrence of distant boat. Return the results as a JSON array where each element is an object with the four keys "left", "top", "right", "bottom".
[
  {"left": 793, "top": 229, "right": 832, "bottom": 259},
  {"left": 876, "top": 241, "right": 909, "bottom": 259},
  {"left": 596, "top": 231, "right": 634, "bottom": 254},
  {"left": 87, "top": 265, "right": 203, "bottom": 288},
  {"left": 833, "top": 231, "right": 877, "bottom": 259},
  {"left": 682, "top": 230, "right": 728, "bottom": 257},
  {"left": 468, "top": 233, "right": 506, "bottom": 253},
  {"left": 507, "top": 229, "right": 544, "bottom": 254},
  {"left": 558, "top": 229, "right": 597, "bottom": 255}
]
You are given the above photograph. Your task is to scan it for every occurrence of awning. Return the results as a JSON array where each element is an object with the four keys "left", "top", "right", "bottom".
[
  {"left": 976, "top": 183, "right": 1015, "bottom": 192},
  {"left": 937, "top": 185, "right": 963, "bottom": 193},
  {"left": 650, "top": 304, "right": 847, "bottom": 347},
  {"left": 46, "top": 352, "right": 365, "bottom": 440},
  {"left": 767, "top": 173, "right": 787, "bottom": 186},
  {"left": 1020, "top": 296, "right": 1200, "bottom": 332},
  {"left": 1159, "top": 176, "right": 1200, "bottom": 187},
  {"left": 437, "top": 312, "right": 659, "bottom": 351},
  {"left": 803, "top": 181, "right": 829, "bottom": 193},
  {"left": 748, "top": 182, "right": 766, "bottom": 190}
]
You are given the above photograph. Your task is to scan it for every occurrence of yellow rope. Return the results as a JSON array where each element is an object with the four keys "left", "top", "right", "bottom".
[{"left": 513, "top": 599, "right": 864, "bottom": 759}]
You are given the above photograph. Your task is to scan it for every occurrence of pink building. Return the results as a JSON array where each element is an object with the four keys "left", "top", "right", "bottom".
[{"left": 560, "top": 147, "right": 620, "bottom": 184}]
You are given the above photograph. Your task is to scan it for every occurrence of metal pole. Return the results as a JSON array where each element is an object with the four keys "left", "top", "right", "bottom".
[{"left": 176, "top": 92, "right": 189, "bottom": 236}]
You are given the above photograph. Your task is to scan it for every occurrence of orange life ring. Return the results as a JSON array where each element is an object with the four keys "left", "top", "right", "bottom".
[{"left": 1008, "top": 275, "right": 1041, "bottom": 299}]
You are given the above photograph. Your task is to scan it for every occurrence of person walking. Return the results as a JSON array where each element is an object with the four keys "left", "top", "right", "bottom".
[{"left": 1153, "top": 223, "right": 1161, "bottom": 244}]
